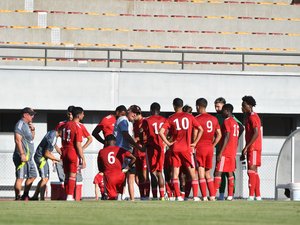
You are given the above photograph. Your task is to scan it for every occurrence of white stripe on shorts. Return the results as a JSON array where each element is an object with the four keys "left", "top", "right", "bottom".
[
  {"left": 253, "top": 151, "right": 257, "bottom": 165},
  {"left": 219, "top": 156, "right": 225, "bottom": 172},
  {"left": 191, "top": 152, "right": 195, "bottom": 168}
]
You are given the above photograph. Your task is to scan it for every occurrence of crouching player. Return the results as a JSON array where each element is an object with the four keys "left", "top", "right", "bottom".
[
  {"left": 32, "top": 130, "right": 61, "bottom": 200},
  {"left": 214, "top": 104, "right": 239, "bottom": 201},
  {"left": 97, "top": 135, "right": 136, "bottom": 200}
]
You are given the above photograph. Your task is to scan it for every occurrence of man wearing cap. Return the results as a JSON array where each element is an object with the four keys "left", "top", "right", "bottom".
[
  {"left": 114, "top": 105, "right": 144, "bottom": 201},
  {"left": 13, "top": 107, "right": 37, "bottom": 200}
]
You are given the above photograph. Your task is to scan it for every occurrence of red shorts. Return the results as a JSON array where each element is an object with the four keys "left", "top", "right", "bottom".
[
  {"left": 135, "top": 154, "right": 147, "bottom": 172},
  {"left": 195, "top": 146, "right": 213, "bottom": 169},
  {"left": 215, "top": 156, "right": 235, "bottom": 172},
  {"left": 62, "top": 149, "right": 79, "bottom": 174},
  {"left": 147, "top": 145, "right": 164, "bottom": 173},
  {"left": 104, "top": 172, "right": 126, "bottom": 199},
  {"left": 247, "top": 149, "right": 261, "bottom": 167},
  {"left": 172, "top": 150, "right": 195, "bottom": 168}
]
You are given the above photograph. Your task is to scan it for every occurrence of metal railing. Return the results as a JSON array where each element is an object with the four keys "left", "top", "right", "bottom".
[{"left": 0, "top": 45, "right": 300, "bottom": 71}]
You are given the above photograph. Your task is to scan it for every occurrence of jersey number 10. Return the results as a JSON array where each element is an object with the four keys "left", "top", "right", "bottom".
[{"left": 174, "top": 117, "right": 189, "bottom": 130}]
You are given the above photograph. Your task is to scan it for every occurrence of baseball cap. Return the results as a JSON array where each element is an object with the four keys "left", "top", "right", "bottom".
[
  {"left": 21, "top": 107, "right": 36, "bottom": 116},
  {"left": 128, "top": 105, "right": 141, "bottom": 114}
]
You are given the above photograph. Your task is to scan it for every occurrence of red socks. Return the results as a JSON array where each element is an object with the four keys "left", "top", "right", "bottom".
[
  {"left": 228, "top": 176, "right": 234, "bottom": 197},
  {"left": 192, "top": 179, "right": 198, "bottom": 197},
  {"left": 159, "top": 188, "right": 165, "bottom": 199},
  {"left": 207, "top": 178, "right": 215, "bottom": 197},
  {"left": 199, "top": 178, "right": 207, "bottom": 198},
  {"left": 67, "top": 176, "right": 76, "bottom": 196},
  {"left": 214, "top": 176, "right": 222, "bottom": 195},
  {"left": 165, "top": 182, "right": 173, "bottom": 198},
  {"left": 172, "top": 179, "right": 181, "bottom": 197},
  {"left": 248, "top": 170, "right": 257, "bottom": 196}
]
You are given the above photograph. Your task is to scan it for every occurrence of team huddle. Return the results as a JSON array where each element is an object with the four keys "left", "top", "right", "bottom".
[{"left": 13, "top": 95, "right": 262, "bottom": 201}]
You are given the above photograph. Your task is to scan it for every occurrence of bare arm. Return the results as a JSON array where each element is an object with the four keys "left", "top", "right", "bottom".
[
  {"left": 44, "top": 149, "right": 60, "bottom": 162},
  {"left": 242, "top": 127, "right": 259, "bottom": 156},
  {"left": 76, "top": 141, "right": 86, "bottom": 169},
  {"left": 217, "top": 132, "right": 230, "bottom": 162},
  {"left": 82, "top": 135, "right": 93, "bottom": 151},
  {"left": 95, "top": 184, "right": 99, "bottom": 200},
  {"left": 54, "top": 145, "right": 62, "bottom": 155},
  {"left": 14, "top": 133, "right": 27, "bottom": 162},
  {"left": 213, "top": 128, "right": 222, "bottom": 148},
  {"left": 159, "top": 128, "right": 175, "bottom": 147},
  {"left": 122, "top": 131, "right": 144, "bottom": 151},
  {"left": 191, "top": 126, "right": 203, "bottom": 147},
  {"left": 92, "top": 126, "right": 105, "bottom": 145}
]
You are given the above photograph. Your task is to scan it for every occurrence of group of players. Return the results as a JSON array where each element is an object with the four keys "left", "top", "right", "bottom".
[{"left": 13, "top": 95, "right": 262, "bottom": 201}]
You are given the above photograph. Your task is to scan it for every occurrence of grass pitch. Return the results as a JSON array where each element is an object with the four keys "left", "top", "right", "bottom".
[{"left": 0, "top": 200, "right": 299, "bottom": 225}]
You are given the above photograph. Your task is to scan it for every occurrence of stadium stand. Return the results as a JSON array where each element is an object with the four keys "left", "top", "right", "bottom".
[{"left": 0, "top": 0, "right": 299, "bottom": 70}]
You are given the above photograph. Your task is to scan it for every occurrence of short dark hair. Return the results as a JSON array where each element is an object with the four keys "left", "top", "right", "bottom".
[
  {"left": 128, "top": 105, "right": 142, "bottom": 114},
  {"left": 183, "top": 105, "right": 193, "bottom": 113},
  {"left": 242, "top": 95, "right": 256, "bottom": 107},
  {"left": 67, "top": 105, "right": 75, "bottom": 113},
  {"left": 115, "top": 105, "right": 127, "bottom": 113},
  {"left": 214, "top": 97, "right": 226, "bottom": 105},
  {"left": 150, "top": 102, "right": 160, "bottom": 113},
  {"left": 173, "top": 98, "right": 183, "bottom": 108},
  {"left": 196, "top": 98, "right": 208, "bottom": 108},
  {"left": 21, "top": 107, "right": 36, "bottom": 116},
  {"left": 72, "top": 106, "right": 84, "bottom": 118},
  {"left": 105, "top": 134, "right": 116, "bottom": 142},
  {"left": 222, "top": 103, "right": 234, "bottom": 113}
]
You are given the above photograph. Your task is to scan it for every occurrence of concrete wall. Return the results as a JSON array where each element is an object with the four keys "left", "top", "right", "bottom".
[{"left": 1, "top": 66, "right": 300, "bottom": 113}]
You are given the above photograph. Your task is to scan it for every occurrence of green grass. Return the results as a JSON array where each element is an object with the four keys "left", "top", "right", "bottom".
[{"left": 0, "top": 200, "right": 299, "bottom": 225}]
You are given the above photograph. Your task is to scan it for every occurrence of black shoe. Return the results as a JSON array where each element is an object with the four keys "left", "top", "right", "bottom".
[
  {"left": 20, "top": 195, "right": 29, "bottom": 201},
  {"left": 15, "top": 195, "right": 21, "bottom": 201},
  {"left": 29, "top": 196, "right": 39, "bottom": 201}
]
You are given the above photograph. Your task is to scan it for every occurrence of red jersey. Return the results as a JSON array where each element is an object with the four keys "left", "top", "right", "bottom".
[
  {"left": 220, "top": 117, "right": 239, "bottom": 157},
  {"left": 162, "top": 112, "right": 200, "bottom": 152},
  {"left": 142, "top": 115, "right": 166, "bottom": 148},
  {"left": 78, "top": 122, "right": 90, "bottom": 138},
  {"left": 195, "top": 113, "right": 220, "bottom": 148},
  {"left": 61, "top": 121, "right": 83, "bottom": 153},
  {"left": 55, "top": 120, "right": 66, "bottom": 131},
  {"left": 245, "top": 112, "right": 262, "bottom": 151},
  {"left": 97, "top": 146, "right": 131, "bottom": 175},
  {"left": 96, "top": 114, "right": 116, "bottom": 137},
  {"left": 56, "top": 121, "right": 90, "bottom": 138},
  {"left": 93, "top": 173, "right": 103, "bottom": 185}
]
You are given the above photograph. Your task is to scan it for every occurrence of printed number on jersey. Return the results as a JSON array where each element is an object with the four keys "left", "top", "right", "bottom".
[
  {"left": 174, "top": 117, "right": 189, "bottom": 130},
  {"left": 152, "top": 122, "right": 164, "bottom": 134},
  {"left": 233, "top": 124, "right": 239, "bottom": 137},
  {"left": 62, "top": 128, "right": 71, "bottom": 142},
  {"left": 206, "top": 120, "right": 213, "bottom": 133},
  {"left": 108, "top": 152, "right": 116, "bottom": 164}
]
